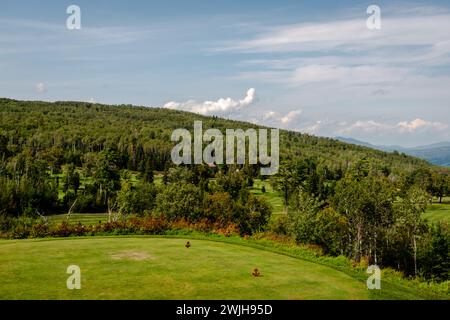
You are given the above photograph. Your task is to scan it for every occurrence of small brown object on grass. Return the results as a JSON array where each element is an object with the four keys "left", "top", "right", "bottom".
[
  {"left": 252, "top": 268, "right": 261, "bottom": 277},
  {"left": 185, "top": 241, "right": 191, "bottom": 248}
]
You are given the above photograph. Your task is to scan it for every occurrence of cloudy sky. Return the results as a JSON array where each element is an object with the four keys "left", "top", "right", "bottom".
[{"left": 1, "top": 0, "right": 450, "bottom": 147}]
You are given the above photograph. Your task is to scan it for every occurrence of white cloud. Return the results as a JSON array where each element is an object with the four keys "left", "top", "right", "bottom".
[
  {"left": 290, "top": 65, "right": 407, "bottom": 87},
  {"left": 35, "top": 82, "right": 46, "bottom": 94},
  {"left": 164, "top": 88, "right": 256, "bottom": 115},
  {"left": 397, "top": 118, "right": 448, "bottom": 133},
  {"left": 224, "top": 6, "right": 450, "bottom": 113},
  {"left": 262, "top": 111, "right": 278, "bottom": 121},
  {"left": 218, "top": 10, "right": 450, "bottom": 60},
  {"left": 220, "top": 6, "right": 450, "bottom": 146},
  {"left": 280, "top": 110, "right": 302, "bottom": 124},
  {"left": 259, "top": 109, "right": 303, "bottom": 128},
  {"left": 339, "top": 120, "right": 390, "bottom": 134},
  {"left": 300, "top": 121, "right": 323, "bottom": 134},
  {"left": 338, "top": 118, "right": 448, "bottom": 135},
  {"left": 0, "top": 18, "right": 156, "bottom": 55}
]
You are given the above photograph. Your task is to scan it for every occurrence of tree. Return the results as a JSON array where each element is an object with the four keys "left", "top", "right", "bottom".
[
  {"left": 204, "top": 192, "right": 235, "bottom": 224},
  {"left": 430, "top": 173, "right": 449, "bottom": 203},
  {"left": 332, "top": 176, "right": 395, "bottom": 263},
  {"left": 391, "top": 186, "right": 429, "bottom": 276},
  {"left": 155, "top": 183, "right": 203, "bottom": 221},
  {"left": 116, "top": 181, "right": 157, "bottom": 216},
  {"left": 421, "top": 223, "right": 449, "bottom": 281},
  {"left": 271, "top": 164, "right": 294, "bottom": 213},
  {"left": 143, "top": 161, "right": 154, "bottom": 183},
  {"left": 92, "top": 150, "right": 121, "bottom": 207},
  {"left": 212, "top": 170, "right": 247, "bottom": 200},
  {"left": 237, "top": 194, "right": 271, "bottom": 234},
  {"left": 288, "top": 189, "right": 323, "bottom": 244},
  {"left": 62, "top": 164, "right": 80, "bottom": 195}
]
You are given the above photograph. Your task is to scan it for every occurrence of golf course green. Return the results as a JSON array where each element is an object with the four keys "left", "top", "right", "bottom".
[{"left": 0, "top": 237, "right": 369, "bottom": 300}]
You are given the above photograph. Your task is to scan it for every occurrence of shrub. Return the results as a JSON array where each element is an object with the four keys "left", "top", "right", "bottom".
[
  {"left": 30, "top": 223, "right": 50, "bottom": 238},
  {"left": 52, "top": 221, "right": 72, "bottom": 237},
  {"left": 269, "top": 215, "right": 289, "bottom": 235},
  {"left": 139, "top": 217, "right": 170, "bottom": 234}
]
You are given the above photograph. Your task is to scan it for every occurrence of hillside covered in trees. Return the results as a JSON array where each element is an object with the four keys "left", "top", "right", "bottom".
[
  {"left": 0, "top": 97, "right": 430, "bottom": 173},
  {"left": 0, "top": 98, "right": 449, "bottom": 282}
]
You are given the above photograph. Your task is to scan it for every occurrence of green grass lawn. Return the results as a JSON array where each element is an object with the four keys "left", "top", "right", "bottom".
[
  {"left": 0, "top": 237, "right": 369, "bottom": 300},
  {"left": 48, "top": 213, "right": 109, "bottom": 226},
  {"left": 250, "top": 179, "right": 285, "bottom": 215},
  {"left": 0, "top": 236, "right": 447, "bottom": 300},
  {"left": 423, "top": 203, "right": 450, "bottom": 224},
  {"left": 432, "top": 196, "right": 450, "bottom": 204}
]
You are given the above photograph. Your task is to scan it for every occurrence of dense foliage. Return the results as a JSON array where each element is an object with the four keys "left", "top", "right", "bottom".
[{"left": 271, "top": 158, "right": 450, "bottom": 281}]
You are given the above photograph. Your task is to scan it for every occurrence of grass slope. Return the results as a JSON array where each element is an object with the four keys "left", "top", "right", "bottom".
[
  {"left": 0, "top": 237, "right": 369, "bottom": 300},
  {"left": 250, "top": 179, "right": 285, "bottom": 215},
  {"left": 423, "top": 204, "right": 450, "bottom": 224},
  {"left": 48, "top": 213, "right": 109, "bottom": 225}
]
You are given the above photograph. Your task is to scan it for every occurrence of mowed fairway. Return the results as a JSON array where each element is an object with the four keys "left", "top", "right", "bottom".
[
  {"left": 0, "top": 237, "right": 368, "bottom": 300},
  {"left": 250, "top": 179, "right": 285, "bottom": 215},
  {"left": 48, "top": 213, "right": 109, "bottom": 225},
  {"left": 423, "top": 204, "right": 450, "bottom": 224}
]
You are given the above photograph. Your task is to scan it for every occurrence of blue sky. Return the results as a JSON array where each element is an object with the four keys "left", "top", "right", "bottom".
[{"left": 1, "top": 0, "right": 450, "bottom": 147}]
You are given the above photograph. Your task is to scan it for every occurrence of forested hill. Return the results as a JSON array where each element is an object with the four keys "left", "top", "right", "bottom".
[
  {"left": 0, "top": 97, "right": 430, "bottom": 174},
  {"left": 3, "top": 98, "right": 449, "bottom": 282}
]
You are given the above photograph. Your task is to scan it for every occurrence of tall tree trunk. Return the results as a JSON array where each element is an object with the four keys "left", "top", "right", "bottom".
[
  {"left": 66, "top": 198, "right": 78, "bottom": 222},
  {"left": 413, "top": 235, "right": 417, "bottom": 277},
  {"left": 284, "top": 187, "right": 288, "bottom": 214},
  {"left": 374, "top": 231, "right": 378, "bottom": 265},
  {"left": 355, "top": 223, "right": 363, "bottom": 262}
]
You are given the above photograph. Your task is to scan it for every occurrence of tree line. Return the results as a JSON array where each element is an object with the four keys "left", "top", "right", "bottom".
[{"left": 271, "top": 158, "right": 449, "bottom": 281}]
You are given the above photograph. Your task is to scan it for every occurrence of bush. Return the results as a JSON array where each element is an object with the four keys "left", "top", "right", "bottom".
[
  {"left": 30, "top": 223, "right": 50, "bottom": 238},
  {"left": 52, "top": 221, "right": 73, "bottom": 237},
  {"left": 0, "top": 215, "right": 40, "bottom": 239},
  {"left": 269, "top": 215, "right": 289, "bottom": 235},
  {"left": 138, "top": 217, "right": 170, "bottom": 234}
]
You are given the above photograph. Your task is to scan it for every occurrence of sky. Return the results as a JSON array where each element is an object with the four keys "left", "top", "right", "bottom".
[{"left": 1, "top": 0, "right": 450, "bottom": 147}]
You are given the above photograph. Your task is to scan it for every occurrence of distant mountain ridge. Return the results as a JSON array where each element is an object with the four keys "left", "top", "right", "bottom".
[{"left": 337, "top": 137, "right": 450, "bottom": 167}]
